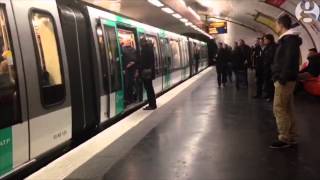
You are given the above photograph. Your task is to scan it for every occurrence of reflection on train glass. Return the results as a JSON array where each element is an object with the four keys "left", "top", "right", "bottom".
[
  {"left": 169, "top": 40, "right": 181, "bottom": 70},
  {"left": 31, "top": 12, "right": 65, "bottom": 106},
  {"left": 0, "top": 7, "right": 20, "bottom": 129}
]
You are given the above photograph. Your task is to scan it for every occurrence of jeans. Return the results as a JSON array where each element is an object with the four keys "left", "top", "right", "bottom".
[
  {"left": 143, "top": 79, "right": 156, "bottom": 108},
  {"left": 273, "top": 81, "right": 297, "bottom": 142}
]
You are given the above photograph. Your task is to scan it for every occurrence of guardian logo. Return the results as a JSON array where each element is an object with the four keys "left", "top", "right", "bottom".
[{"left": 295, "top": 0, "right": 320, "bottom": 23}]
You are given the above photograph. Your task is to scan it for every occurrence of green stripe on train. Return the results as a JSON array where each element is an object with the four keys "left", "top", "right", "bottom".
[
  {"left": 116, "top": 90, "right": 124, "bottom": 114},
  {"left": 0, "top": 127, "right": 12, "bottom": 176}
]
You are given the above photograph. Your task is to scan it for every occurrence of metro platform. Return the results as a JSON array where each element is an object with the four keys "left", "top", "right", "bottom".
[{"left": 27, "top": 67, "right": 320, "bottom": 180}]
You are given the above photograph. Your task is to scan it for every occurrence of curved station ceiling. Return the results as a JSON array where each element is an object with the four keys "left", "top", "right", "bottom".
[{"left": 84, "top": 0, "right": 320, "bottom": 60}]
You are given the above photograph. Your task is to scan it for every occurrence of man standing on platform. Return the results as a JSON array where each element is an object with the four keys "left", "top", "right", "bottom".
[
  {"left": 270, "top": 14, "right": 302, "bottom": 149},
  {"left": 140, "top": 38, "right": 157, "bottom": 110}
]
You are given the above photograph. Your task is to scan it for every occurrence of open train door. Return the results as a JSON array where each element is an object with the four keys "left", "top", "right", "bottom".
[{"left": 98, "top": 18, "right": 124, "bottom": 122}]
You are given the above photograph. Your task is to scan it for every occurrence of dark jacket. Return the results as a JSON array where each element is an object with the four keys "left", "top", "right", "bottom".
[
  {"left": 140, "top": 42, "right": 156, "bottom": 79},
  {"left": 216, "top": 48, "right": 228, "bottom": 70},
  {"left": 252, "top": 45, "right": 263, "bottom": 75},
  {"left": 272, "top": 32, "right": 302, "bottom": 84},
  {"left": 232, "top": 47, "right": 245, "bottom": 71},
  {"left": 262, "top": 43, "right": 277, "bottom": 79}
]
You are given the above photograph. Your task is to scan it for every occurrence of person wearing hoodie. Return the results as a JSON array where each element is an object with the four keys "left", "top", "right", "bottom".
[{"left": 270, "top": 14, "right": 302, "bottom": 149}]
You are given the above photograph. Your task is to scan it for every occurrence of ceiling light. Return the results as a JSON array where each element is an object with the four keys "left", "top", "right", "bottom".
[
  {"left": 185, "top": 22, "right": 192, "bottom": 26},
  {"left": 161, "top": 7, "right": 174, "bottom": 14},
  {"left": 172, "top": 13, "right": 182, "bottom": 19},
  {"left": 188, "top": 7, "right": 201, "bottom": 20},
  {"left": 148, "top": 0, "right": 164, "bottom": 7},
  {"left": 180, "top": 18, "right": 188, "bottom": 23}
]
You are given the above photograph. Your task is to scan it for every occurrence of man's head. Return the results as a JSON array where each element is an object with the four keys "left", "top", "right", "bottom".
[
  {"left": 308, "top": 48, "right": 318, "bottom": 57},
  {"left": 263, "top": 34, "right": 275, "bottom": 45},
  {"left": 276, "top": 14, "right": 292, "bottom": 35},
  {"left": 218, "top": 42, "right": 223, "bottom": 49},
  {"left": 234, "top": 41, "right": 238, "bottom": 47},
  {"left": 259, "top": 38, "right": 264, "bottom": 46},
  {"left": 239, "top": 39, "right": 245, "bottom": 46}
]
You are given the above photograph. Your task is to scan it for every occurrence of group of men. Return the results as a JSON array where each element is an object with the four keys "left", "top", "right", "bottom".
[
  {"left": 121, "top": 38, "right": 157, "bottom": 110},
  {"left": 216, "top": 14, "right": 320, "bottom": 149},
  {"left": 215, "top": 39, "right": 251, "bottom": 89}
]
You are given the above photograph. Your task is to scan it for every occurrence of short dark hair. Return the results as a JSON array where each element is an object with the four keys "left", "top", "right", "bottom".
[
  {"left": 309, "top": 48, "right": 317, "bottom": 53},
  {"left": 264, "top": 34, "right": 275, "bottom": 43},
  {"left": 277, "top": 14, "right": 292, "bottom": 29}
]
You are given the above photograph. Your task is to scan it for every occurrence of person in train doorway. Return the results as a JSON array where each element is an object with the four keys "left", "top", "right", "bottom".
[
  {"left": 121, "top": 41, "right": 137, "bottom": 107},
  {"left": 140, "top": 38, "right": 157, "bottom": 110},
  {"left": 252, "top": 38, "right": 264, "bottom": 99},
  {"left": 262, "top": 34, "right": 277, "bottom": 102},
  {"left": 270, "top": 14, "right": 302, "bottom": 149},
  {"left": 239, "top": 39, "right": 250, "bottom": 87},
  {"left": 216, "top": 42, "right": 228, "bottom": 88}
]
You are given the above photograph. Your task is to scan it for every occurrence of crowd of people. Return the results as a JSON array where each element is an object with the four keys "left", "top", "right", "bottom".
[{"left": 214, "top": 14, "right": 320, "bottom": 149}]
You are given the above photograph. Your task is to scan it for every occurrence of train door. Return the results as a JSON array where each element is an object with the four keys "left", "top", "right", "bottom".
[
  {"left": 159, "top": 38, "right": 172, "bottom": 89},
  {"left": 0, "top": 0, "right": 28, "bottom": 177},
  {"left": 169, "top": 39, "right": 182, "bottom": 85},
  {"left": 97, "top": 19, "right": 122, "bottom": 121},
  {"left": 117, "top": 25, "right": 143, "bottom": 108},
  {"left": 11, "top": 0, "right": 72, "bottom": 159}
]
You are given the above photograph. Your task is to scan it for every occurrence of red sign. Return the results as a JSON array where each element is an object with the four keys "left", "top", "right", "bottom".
[{"left": 265, "top": 0, "right": 286, "bottom": 7}]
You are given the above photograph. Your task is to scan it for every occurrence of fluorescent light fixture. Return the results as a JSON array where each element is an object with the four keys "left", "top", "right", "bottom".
[
  {"left": 179, "top": 0, "right": 187, "bottom": 7},
  {"left": 148, "top": 0, "right": 164, "bottom": 7},
  {"left": 161, "top": 7, "right": 174, "bottom": 14},
  {"left": 180, "top": 18, "right": 188, "bottom": 23},
  {"left": 172, "top": 13, "right": 182, "bottom": 19},
  {"left": 188, "top": 7, "right": 201, "bottom": 20}
]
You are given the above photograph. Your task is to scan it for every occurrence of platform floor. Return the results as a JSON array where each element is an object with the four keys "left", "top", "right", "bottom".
[{"left": 29, "top": 68, "right": 320, "bottom": 180}]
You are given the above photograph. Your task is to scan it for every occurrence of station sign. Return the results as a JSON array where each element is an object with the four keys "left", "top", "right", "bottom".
[{"left": 208, "top": 22, "right": 227, "bottom": 34}]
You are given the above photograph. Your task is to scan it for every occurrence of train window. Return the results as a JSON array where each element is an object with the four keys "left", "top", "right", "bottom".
[
  {"left": 97, "top": 24, "right": 121, "bottom": 93},
  {"left": 146, "top": 35, "right": 161, "bottom": 77},
  {"left": 160, "top": 38, "right": 172, "bottom": 71},
  {"left": 31, "top": 11, "right": 65, "bottom": 107},
  {"left": 0, "top": 7, "right": 21, "bottom": 129},
  {"left": 169, "top": 40, "right": 181, "bottom": 70}
]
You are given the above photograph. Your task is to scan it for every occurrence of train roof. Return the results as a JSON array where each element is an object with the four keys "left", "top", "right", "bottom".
[{"left": 84, "top": 3, "right": 206, "bottom": 44}]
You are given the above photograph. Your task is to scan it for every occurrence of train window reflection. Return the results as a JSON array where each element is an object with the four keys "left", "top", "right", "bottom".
[
  {"left": 96, "top": 25, "right": 121, "bottom": 93},
  {"left": 169, "top": 40, "right": 181, "bottom": 70},
  {"left": 0, "top": 7, "right": 21, "bottom": 129},
  {"left": 31, "top": 12, "right": 65, "bottom": 106},
  {"left": 160, "top": 38, "right": 172, "bottom": 71}
]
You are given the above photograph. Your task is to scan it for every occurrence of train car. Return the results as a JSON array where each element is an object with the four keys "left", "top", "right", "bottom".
[{"left": 0, "top": 0, "right": 208, "bottom": 178}]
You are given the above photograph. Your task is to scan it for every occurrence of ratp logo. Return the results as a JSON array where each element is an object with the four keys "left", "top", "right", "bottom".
[{"left": 295, "top": 0, "right": 320, "bottom": 23}]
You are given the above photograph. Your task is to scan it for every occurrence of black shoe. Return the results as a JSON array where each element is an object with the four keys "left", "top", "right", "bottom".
[
  {"left": 269, "top": 140, "right": 291, "bottom": 149},
  {"left": 252, "top": 95, "right": 261, "bottom": 99},
  {"left": 143, "top": 106, "right": 157, "bottom": 110},
  {"left": 266, "top": 98, "right": 273, "bottom": 102}
]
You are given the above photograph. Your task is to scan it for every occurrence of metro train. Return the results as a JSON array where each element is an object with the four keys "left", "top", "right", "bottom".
[{"left": 0, "top": 0, "right": 208, "bottom": 178}]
